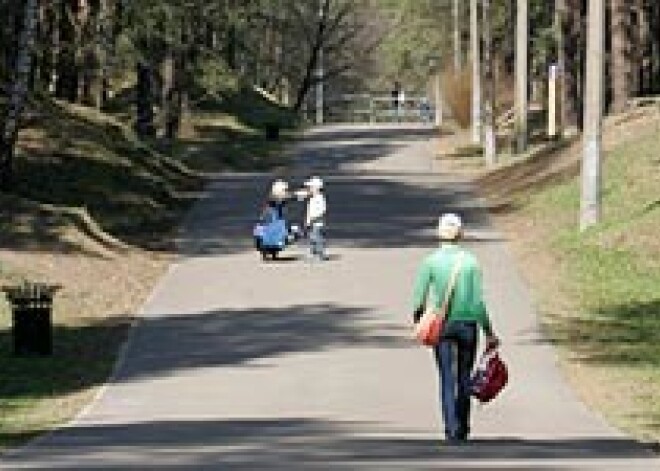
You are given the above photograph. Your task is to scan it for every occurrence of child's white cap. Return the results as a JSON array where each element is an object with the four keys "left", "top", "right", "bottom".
[{"left": 304, "top": 176, "right": 324, "bottom": 190}]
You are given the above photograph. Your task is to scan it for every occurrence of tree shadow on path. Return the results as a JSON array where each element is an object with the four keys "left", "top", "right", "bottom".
[
  {"left": 117, "top": 304, "right": 409, "bottom": 382},
  {"left": 4, "top": 418, "right": 657, "bottom": 470},
  {"left": 176, "top": 173, "right": 500, "bottom": 257}
]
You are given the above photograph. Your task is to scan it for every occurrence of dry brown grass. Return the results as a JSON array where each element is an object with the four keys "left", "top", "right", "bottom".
[{"left": 442, "top": 68, "right": 472, "bottom": 129}]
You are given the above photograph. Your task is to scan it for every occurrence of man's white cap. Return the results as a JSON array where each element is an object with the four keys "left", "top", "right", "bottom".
[
  {"left": 304, "top": 176, "right": 324, "bottom": 190},
  {"left": 271, "top": 179, "right": 288, "bottom": 198},
  {"left": 438, "top": 213, "right": 462, "bottom": 240}
]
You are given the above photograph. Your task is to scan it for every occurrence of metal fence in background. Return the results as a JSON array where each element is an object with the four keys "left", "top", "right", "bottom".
[{"left": 322, "top": 94, "right": 436, "bottom": 124}]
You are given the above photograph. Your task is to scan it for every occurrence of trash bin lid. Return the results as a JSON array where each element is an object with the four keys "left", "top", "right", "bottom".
[{"left": 1, "top": 282, "right": 61, "bottom": 302}]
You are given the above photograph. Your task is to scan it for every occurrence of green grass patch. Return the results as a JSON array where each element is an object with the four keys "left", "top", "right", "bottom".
[
  {"left": 447, "top": 144, "right": 483, "bottom": 158},
  {"left": 9, "top": 99, "right": 199, "bottom": 249},
  {"left": 0, "top": 304, "right": 131, "bottom": 449},
  {"left": 168, "top": 86, "right": 299, "bottom": 173},
  {"left": 517, "top": 128, "right": 660, "bottom": 441}
]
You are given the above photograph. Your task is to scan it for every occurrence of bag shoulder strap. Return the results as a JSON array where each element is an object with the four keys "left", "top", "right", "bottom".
[{"left": 441, "top": 252, "right": 465, "bottom": 309}]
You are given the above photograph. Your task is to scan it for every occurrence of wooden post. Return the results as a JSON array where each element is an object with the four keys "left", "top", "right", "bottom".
[{"left": 434, "top": 69, "right": 443, "bottom": 127}]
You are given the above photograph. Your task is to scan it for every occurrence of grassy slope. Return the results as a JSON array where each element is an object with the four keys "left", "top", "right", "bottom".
[
  {"left": 0, "top": 87, "right": 296, "bottom": 449},
  {"left": 168, "top": 87, "right": 298, "bottom": 173},
  {"left": 478, "top": 112, "right": 660, "bottom": 443}
]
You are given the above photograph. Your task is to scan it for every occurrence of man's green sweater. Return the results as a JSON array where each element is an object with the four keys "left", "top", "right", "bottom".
[{"left": 412, "top": 243, "right": 492, "bottom": 334}]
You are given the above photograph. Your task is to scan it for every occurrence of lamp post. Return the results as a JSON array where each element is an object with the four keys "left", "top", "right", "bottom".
[
  {"left": 428, "top": 55, "right": 443, "bottom": 128},
  {"left": 580, "top": 0, "right": 604, "bottom": 230}
]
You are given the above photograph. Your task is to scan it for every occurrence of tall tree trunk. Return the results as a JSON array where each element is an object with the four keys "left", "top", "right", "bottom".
[
  {"left": 580, "top": 0, "right": 605, "bottom": 231},
  {"left": 0, "top": 0, "right": 40, "bottom": 189},
  {"left": 135, "top": 60, "right": 155, "bottom": 137},
  {"left": 555, "top": 0, "right": 564, "bottom": 129},
  {"left": 569, "top": 0, "right": 584, "bottom": 131},
  {"left": 227, "top": 24, "right": 238, "bottom": 71},
  {"left": 38, "top": 2, "right": 60, "bottom": 94},
  {"left": 99, "top": 0, "right": 114, "bottom": 108},
  {"left": 556, "top": 0, "right": 571, "bottom": 133},
  {"left": 632, "top": 0, "right": 646, "bottom": 95},
  {"left": 316, "top": 0, "right": 325, "bottom": 125},
  {"left": 470, "top": 0, "right": 482, "bottom": 144},
  {"left": 55, "top": 0, "right": 79, "bottom": 102},
  {"left": 293, "top": 47, "right": 319, "bottom": 112},
  {"left": 293, "top": 0, "right": 330, "bottom": 112},
  {"left": 610, "top": 0, "right": 631, "bottom": 113},
  {"left": 276, "top": 0, "right": 289, "bottom": 104},
  {"left": 578, "top": 0, "right": 588, "bottom": 131},
  {"left": 569, "top": 0, "right": 586, "bottom": 132},
  {"left": 162, "top": 50, "right": 177, "bottom": 139},
  {"left": 651, "top": 2, "right": 660, "bottom": 92},
  {"left": 81, "top": 0, "right": 111, "bottom": 109},
  {"left": 482, "top": 0, "right": 497, "bottom": 165},
  {"left": 515, "top": 0, "right": 528, "bottom": 153},
  {"left": 78, "top": 0, "right": 102, "bottom": 107},
  {"left": 453, "top": 0, "right": 462, "bottom": 71},
  {"left": 81, "top": 49, "right": 102, "bottom": 107}
]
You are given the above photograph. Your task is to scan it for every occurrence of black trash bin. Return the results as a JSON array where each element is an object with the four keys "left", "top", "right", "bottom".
[
  {"left": 264, "top": 124, "right": 280, "bottom": 141},
  {"left": 2, "top": 283, "right": 60, "bottom": 356}
]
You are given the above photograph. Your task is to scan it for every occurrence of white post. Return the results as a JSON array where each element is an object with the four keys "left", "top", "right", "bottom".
[
  {"left": 548, "top": 64, "right": 559, "bottom": 139},
  {"left": 470, "top": 0, "right": 482, "bottom": 144},
  {"left": 435, "top": 71, "right": 443, "bottom": 127},
  {"left": 580, "top": 0, "right": 605, "bottom": 231},
  {"left": 515, "top": 0, "right": 528, "bottom": 153}
]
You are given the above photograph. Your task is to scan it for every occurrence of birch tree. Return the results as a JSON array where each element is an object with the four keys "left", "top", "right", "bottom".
[
  {"left": 515, "top": 0, "right": 528, "bottom": 153},
  {"left": 0, "top": 0, "right": 39, "bottom": 188},
  {"left": 470, "top": 0, "right": 482, "bottom": 144},
  {"left": 482, "top": 0, "right": 497, "bottom": 165}
]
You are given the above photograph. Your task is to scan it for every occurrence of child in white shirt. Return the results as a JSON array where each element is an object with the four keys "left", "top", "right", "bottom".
[{"left": 303, "top": 176, "right": 327, "bottom": 261}]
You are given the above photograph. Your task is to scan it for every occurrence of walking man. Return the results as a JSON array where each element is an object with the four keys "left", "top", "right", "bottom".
[{"left": 412, "top": 213, "right": 499, "bottom": 442}]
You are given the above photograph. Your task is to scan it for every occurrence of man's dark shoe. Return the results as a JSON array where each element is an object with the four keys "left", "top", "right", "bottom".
[{"left": 444, "top": 435, "right": 467, "bottom": 445}]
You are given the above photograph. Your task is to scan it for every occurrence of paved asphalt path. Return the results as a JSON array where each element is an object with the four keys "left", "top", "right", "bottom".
[{"left": 3, "top": 124, "right": 659, "bottom": 470}]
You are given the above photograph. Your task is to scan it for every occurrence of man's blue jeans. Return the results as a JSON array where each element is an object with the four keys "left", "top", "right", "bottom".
[{"left": 433, "top": 321, "right": 478, "bottom": 440}]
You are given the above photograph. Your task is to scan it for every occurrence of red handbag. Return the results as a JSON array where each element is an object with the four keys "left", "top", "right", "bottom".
[
  {"left": 415, "top": 253, "right": 465, "bottom": 347},
  {"left": 470, "top": 347, "right": 509, "bottom": 403}
]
